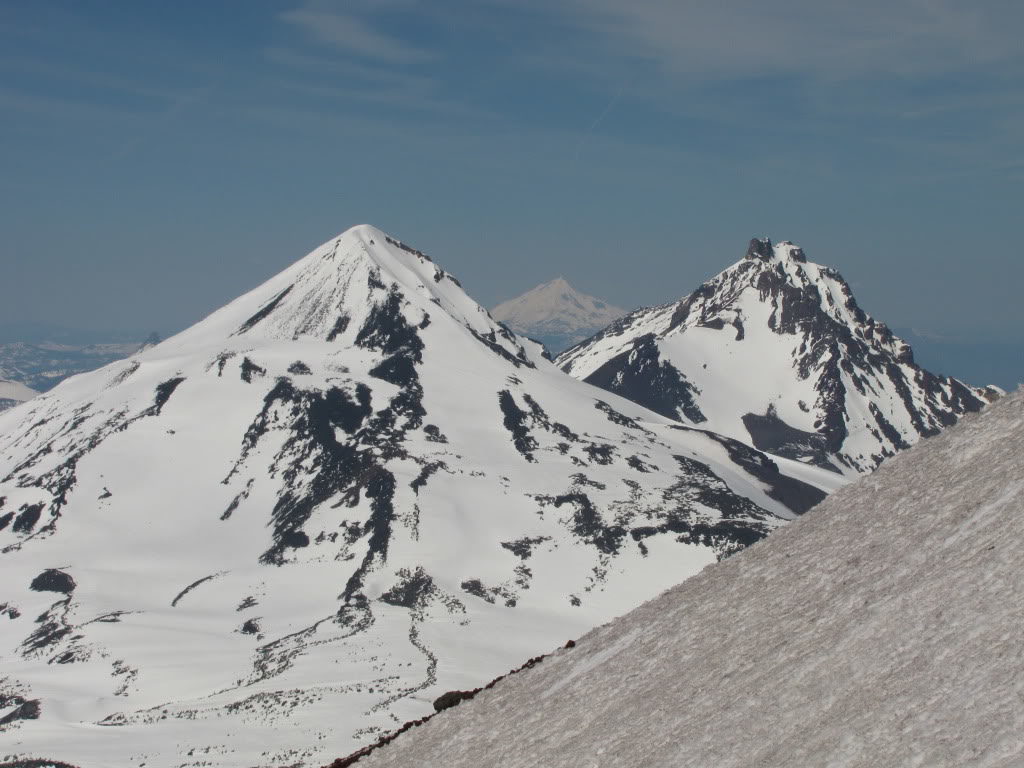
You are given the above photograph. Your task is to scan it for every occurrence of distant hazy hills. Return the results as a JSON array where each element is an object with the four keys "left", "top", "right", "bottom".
[{"left": 0, "top": 332, "right": 161, "bottom": 409}]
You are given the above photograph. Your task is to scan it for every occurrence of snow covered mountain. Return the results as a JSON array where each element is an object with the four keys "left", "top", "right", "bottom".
[
  {"left": 0, "top": 226, "right": 841, "bottom": 768},
  {"left": 491, "top": 277, "right": 626, "bottom": 354},
  {"left": 347, "top": 386, "right": 1024, "bottom": 768},
  {"left": 0, "top": 379, "right": 37, "bottom": 413},
  {"left": 558, "top": 238, "right": 999, "bottom": 476}
]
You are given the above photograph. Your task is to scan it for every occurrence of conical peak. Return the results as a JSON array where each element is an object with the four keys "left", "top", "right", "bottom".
[
  {"left": 535, "top": 277, "right": 573, "bottom": 294},
  {"left": 157, "top": 224, "right": 513, "bottom": 353}
]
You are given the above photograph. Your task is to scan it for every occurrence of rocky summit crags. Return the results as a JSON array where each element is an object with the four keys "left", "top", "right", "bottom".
[{"left": 558, "top": 238, "right": 999, "bottom": 476}]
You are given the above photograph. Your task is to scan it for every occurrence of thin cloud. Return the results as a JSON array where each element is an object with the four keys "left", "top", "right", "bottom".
[
  {"left": 497, "top": 0, "right": 1024, "bottom": 81},
  {"left": 279, "top": 6, "right": 434, "bottom": 63}
]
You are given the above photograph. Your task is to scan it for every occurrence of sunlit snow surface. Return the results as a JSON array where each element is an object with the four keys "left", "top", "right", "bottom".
[
  {"left": 558, "top": 238, "right": 997, "bottom": 477},
  {"left": 0, "top": 226, "right": 841, "bottom": 768},
  {"left": 358, "top": 387, "right": 1024, "bottom": 768}
]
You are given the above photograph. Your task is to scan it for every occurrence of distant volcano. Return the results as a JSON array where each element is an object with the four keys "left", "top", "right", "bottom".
[{"left": 491, "top": 277, "right": 626, "bottom": 353}]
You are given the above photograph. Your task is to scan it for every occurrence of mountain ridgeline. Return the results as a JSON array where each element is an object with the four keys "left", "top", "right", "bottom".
[{"left": 558, "top": 238, "right": 999, "bottom": 476}]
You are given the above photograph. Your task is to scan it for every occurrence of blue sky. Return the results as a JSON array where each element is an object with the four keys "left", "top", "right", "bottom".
[{"left": 1, "top": 1, "right": 1022, "bottom": 380}]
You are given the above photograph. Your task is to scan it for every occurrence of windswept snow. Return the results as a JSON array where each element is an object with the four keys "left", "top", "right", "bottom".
[{"left": 355, "top": 387, "right": 1024, "bottom": 768}]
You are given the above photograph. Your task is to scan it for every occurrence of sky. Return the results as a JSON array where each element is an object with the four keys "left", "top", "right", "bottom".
[{"left": 1, "top": 1, "right": 1022, "bottom": 382}]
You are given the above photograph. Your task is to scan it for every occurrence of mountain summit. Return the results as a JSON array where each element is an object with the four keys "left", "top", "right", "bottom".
[
  {"left": 558, "top": 238, "right": 999, "bottom": 476},
  {"left": 491, "top": 277, "right": 626, "bottom": 353},
  {"left": 0, "top": 226, "right": 840, "bottom": 767}
]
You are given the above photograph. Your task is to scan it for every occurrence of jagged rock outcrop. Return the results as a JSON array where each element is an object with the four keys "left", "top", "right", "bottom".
[{"left": 559, "top": 238, "right": 999, "bottom": 475}]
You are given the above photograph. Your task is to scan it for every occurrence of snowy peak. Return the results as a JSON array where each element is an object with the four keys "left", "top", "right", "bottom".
[
  {"left": 491, "top": 277, "right": 626, "bottom": 354},
  {"left": 0, "top": 225, "right": 843, "bottom": 768},
  {"left": 166, "top": 224, "right": 537, "bottom": 368},
  {"left": 559, "top": 237, "right": 997, "bottom": 476},
  {"left": 669, "top": 237, "right": 911, "bottom": 363}
]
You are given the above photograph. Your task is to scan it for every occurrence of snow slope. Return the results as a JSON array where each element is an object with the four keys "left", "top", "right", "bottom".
[
  {"left": 491, "top": 277, "right": 626, "bottom": 353},
  {"left": 0, "top": 226, "right": 842, "bottom": 768},
  {"left": 558, "top": 238, "right": 998, "bottom": 476},
  {"left": 355, "top": 386, "right": 1024, "bottom": 768}
]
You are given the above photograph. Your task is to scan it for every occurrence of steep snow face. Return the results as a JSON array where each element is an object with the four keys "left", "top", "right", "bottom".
[
  {"left": 354, "top": 387, "right": 1024, "bottom": 768},
  {"left": 0, "top": 379, "right": 37, "bottom": 413},
  {"left": 491, "top": 277, "right": 626, "bottom": 353},
  {"left": 0, "top": 225, "right": 841, "bottom": 768},
  {"left": 558, "top": 238, "right": 999, "bottom": 476}
]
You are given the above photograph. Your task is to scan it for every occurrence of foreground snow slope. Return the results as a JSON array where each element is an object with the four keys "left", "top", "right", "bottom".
[
  {"left": 357, "top": 387, "right": 1024, "bottom": 768},
  {"left": 0, "top": 226, "right": 841, "bottom": 768},
  {"left": 558, "top": 238, "right": 998, "bottom": 476}
]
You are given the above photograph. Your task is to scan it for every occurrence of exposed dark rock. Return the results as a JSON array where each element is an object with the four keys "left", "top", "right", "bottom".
[
  {"left": 12, "top": 503, "right": 43, "bottom": 533},
  {"left": 30, "top": 569, "right": 75, "bottom": 594},
  {"left": 423, "top": 424, "right": 448, "bottom": 443},
  {"left": 241, "top": 618, "right": 261, "bottom": 635},
  {"left": 380, "top": 568, "right": 437, "bottom": 609},
  {"left": 433, "top": 689, "right": 475, "bottom": 712},
  {"left": 20, "top": 598, "right": 73, "bottom": 654},
  {"left": 237, "top": 596, "right": 258, "bottom": 611},
  {"left": 411, "top": 461, "right": 447, "bottom": 494},
  {"left": 582, "top": 335, "right": 705, "bottom": 424},
  {"left": 497, "top": 390, "right": 538, "bottom": 461},
  {"left": 501, "top": 536, "right": 550, "bottom": 560},
  {"left": 468, "top": 328, "right": 535, "bottom": 369},
  {"left": 741, "top": 405, "right": 838, "bottom": 472},
  {"left": 626, "top": 455, "right": 657, "bottom": 473},
  {"left": 551, "top": 493, "right": 626, "bottom": 555},
  {"left": 240, "top": 357, "right": 266, "bottom": 383},
  {"left": 460, "top": 579, "right": 494, "bottom": 603},
  {"left": 171, "top": 574, "right": 219, "bottom": 607},
  {"left": 583, "top": 443, "right": 615, "bottom": 465},
  {"left": 745, "top": 237, "right": 773, "bottom": 261},
  {"left": 148, "top": 377, "right": 186, "bottom": 416},
  {"left": 236, "top": 285, "right": 294, "bottom": 334},
  {"left": 679, "top": 429, "right": 828, "bottom": 515},
  {"left": 355, "top": 288, "right": 424, "bottom": 361},
  {"left": 0, "top": 698, "right": 41, "bottom": 726},
  {"left": 327, "top": 314, "right": 351, "bottom": 342}
]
